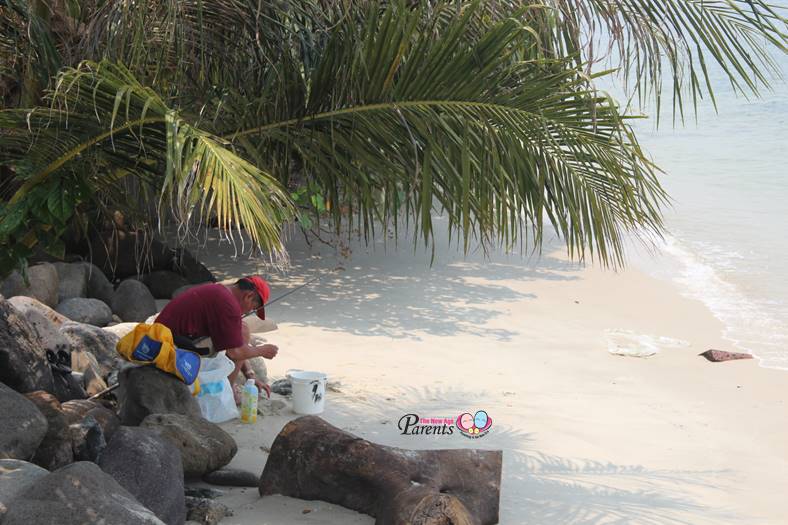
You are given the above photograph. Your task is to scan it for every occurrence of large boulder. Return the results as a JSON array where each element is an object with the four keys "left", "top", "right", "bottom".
[
  {"left": 0, "top": 383, "right": 48, "bottom": 461},
  {"left": 0, "top": 298, "right": 55, "bottom": 394},
  {"left": 117, "top": 366, "right": 202, "bottom": 426},
  {"left": 111, "top": 279, "right": 157, "bottom": 322},
  {"left": 0, "top": 263, "right": 59, "bottom": 307},
  {"left": 60, "top": 321, "right": 120, "bottom": 377},
  {"left": 89, "top": 234, "right": 175, "bottom": 281},
  {"left": 0, "top": 459, "right": 49, "bottom": 512},
  {"left": 83, "top": 262, "right": 114, "bottom": 304},
  {"left": 56, "top": 297, "right": 113, "bottom": 326},
  {"left": 7, "top": 295, "right": 69, "bottom": 326},
  {"left": 23, "top": 391, "right": 73, "bottom": 470},
  {"left": 172, "top": 248, "right": 216, "bottom": 284},
  {"left": 143, "top": 270, "right": 190, "bottom": 299},
  {"left": 140, "top": 413, "right": 237, "bottom": 478},
  {"left": 1, "top": 462, "right": 165, "bottom": 524},
  {"left": 61, "top": 399, "right": 120, "bottom": 441},
  {"left": 7, "top": 296, "right": 72, "bottom": 356},
  {"left": 100, "top": 426, "right": 186, "bottom": 525},
  {"left": 53, "top": 262, "right": 88, "bottom": 302}
]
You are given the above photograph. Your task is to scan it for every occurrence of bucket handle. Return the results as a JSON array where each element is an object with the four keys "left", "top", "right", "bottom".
[{"left": 285, "top": 368, "right": 303, "bottom": 379}]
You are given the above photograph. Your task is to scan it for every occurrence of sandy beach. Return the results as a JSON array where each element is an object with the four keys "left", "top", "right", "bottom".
[{"left": 189, "top": 224, "right": 788, "bottom": 525}]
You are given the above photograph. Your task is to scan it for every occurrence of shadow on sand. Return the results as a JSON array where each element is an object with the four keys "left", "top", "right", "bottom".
[
  {"left": 317, "top": 384, "right": 738, "bottom": 525},
  {"left": 194, "top": 226, "right": 581, "bottom": 341}
]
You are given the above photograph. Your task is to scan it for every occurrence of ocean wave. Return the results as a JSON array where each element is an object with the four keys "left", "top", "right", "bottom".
[{"left": 641, "top": 236, "right": 788, "bottom": 371}]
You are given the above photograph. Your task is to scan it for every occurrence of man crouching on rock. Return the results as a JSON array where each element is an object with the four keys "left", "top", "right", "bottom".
[{"left": 155, "top": 275, "right": 277, "bottom": 400}]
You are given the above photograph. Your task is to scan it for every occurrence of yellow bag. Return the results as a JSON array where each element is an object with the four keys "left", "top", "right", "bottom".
[{"left": 116, "top": 323, "right": 201, "bottom": 395}]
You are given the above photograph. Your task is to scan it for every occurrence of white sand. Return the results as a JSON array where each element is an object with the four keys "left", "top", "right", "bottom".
[{"left": 189, "top": 226, "right": 788, "bottom": 524}]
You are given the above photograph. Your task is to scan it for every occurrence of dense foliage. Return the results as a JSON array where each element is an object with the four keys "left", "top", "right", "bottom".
[{"left": 1, "top": 1, "right": 785, "bottom": 274}]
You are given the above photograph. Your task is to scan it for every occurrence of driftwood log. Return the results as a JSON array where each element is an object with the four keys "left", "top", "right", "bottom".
[{"left": 259, "top": 416, "right": 502, "bottom": 525}]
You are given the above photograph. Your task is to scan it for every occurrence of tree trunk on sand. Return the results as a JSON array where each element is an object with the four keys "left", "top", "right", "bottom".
[{"left": 259, "top": 416, "right": 502, "bottom": 525}]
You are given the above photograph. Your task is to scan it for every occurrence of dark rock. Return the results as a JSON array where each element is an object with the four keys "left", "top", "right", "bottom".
[
  {"left": 118, "top": 366, "right": 202, "bottom": 426},
  {"left": 88, "top": 234, "right": 175, "bottom": 281},
  {"left": 185, "top": 496, "right": 232, "bottom": 525},
  {"left": 61, "top": 399, "right": 121, "bottom": 441},
  {"left": 140, "top": 413, "right": 237, "bottom": 478},
  {"left": 271, "top": 378, "right": 292, "bottom": 396},
  {"left": 143, "top": 270, "right": 190, "bottom": 299},
  {"left": 0, "top": 263, "right": 59, "bottom": 307},
  {"left": 83, "top": 262, "right": 114, "bottom": 304},
  {"left": 60, "top": 321, "right": 120, "bottom": 377},
  {"left": 53, "top": 262, "right": 88, "bottom": 301},
  {"left": 699, "top": 349, "right": 754, "bottom": 362},
  {"left": 171, "top": 284, "right": 197, "bottom": 298},
  {"left": 56, "top": 298, "right": 113, "bottom": 326},
  {"left": 0, "top": 271, "right": 25, "bottom": 299},
  {"left": 0, "top": 459, "right": 48, "bottom": 511},
  {"left": 69, "top": 415, "right": 107, "bottom": 462},
  {"left": 0, "top": 383, "right": 48, "bottom": 461},
  {"left": 172, "top": 248, "right": 216, "bottom": 285},
  {"left": 100, "top": 426, "right": 186, "bottom": 525},
  {"left": 203, "top": 468, "right": 259, "bottom": 487},
  {"left": 1, "top": 461, "right": 165, "bottom": 524},
  {"left": 184, "top": 487, "right": 224, "bottom": 499},
  {"left": 23, "top": 391, "right": 73, "bottom": 470},
  {"left": 111, "top": 279, "right": 157, "bottom": 322},
  {"left": 155, "top": 298, "right": 169, "bottom": 313},
  {"left": 0, "top": 298, "right": 55, "bottom": 394}
]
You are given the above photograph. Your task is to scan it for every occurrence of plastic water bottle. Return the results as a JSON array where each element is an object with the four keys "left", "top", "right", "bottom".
[{"left": 240, "top": 379, "right": 258, "bottom": 424}]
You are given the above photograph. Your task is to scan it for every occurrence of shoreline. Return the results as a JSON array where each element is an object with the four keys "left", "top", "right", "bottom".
[
  {"left": 192, "top": 228, "right": 787, "bottom": 524},
  {"left": 629, "top": 235, "right": 788, "bottom": 372}
]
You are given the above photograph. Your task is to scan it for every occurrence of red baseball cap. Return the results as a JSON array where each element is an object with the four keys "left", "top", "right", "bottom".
[{"left": 245, "top": 276, "right": 270, "bottom": 320}]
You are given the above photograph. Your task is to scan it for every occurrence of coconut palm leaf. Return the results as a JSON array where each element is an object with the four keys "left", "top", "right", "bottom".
[
  {"left": 516, "top": 0, "right": 788, "bottom": 120},
  {"left": 215, "top": 1, "right": 667, "bottom": 264},
  {"left": 0, "top": 61, "right": 293, "bottom": 264}
]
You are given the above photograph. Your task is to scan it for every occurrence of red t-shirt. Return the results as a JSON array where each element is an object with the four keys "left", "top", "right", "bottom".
[{"left": 156, "top": 283, "right": 243, "bottom": 350}]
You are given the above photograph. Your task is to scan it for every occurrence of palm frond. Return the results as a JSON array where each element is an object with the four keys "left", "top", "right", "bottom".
[
  {"left": 523, "top": 0, "right": 788, "bottom": 121},
  {"left": 0, "top": 61, "right": 293, "bottom": 264},
  {"left": 222, "top": 2, "right": 667, "bottom": 266}
]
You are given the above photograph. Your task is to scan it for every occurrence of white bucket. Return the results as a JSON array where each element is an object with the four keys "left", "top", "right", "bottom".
[{"left": 287, "top": 370, "right": 327, "bottom": 415}]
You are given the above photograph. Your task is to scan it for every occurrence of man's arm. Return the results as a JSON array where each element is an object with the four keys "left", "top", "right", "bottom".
[{"left": 239, "top": 359, "right": 271, "bottom": 398}]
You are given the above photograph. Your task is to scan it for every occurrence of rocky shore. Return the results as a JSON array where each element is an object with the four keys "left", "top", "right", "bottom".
[{"left": 0, "top": 260, "right": 253, "bottom": 525}]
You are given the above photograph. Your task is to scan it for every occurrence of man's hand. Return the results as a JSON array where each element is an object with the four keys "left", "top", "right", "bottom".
[
  {"left": 255, "top": 343, "right": 278, "bottom": 359},
  {"left": 255, "top": 379, "right": 271, "bottom": 399}
]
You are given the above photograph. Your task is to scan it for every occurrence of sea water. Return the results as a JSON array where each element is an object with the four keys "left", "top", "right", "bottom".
[{"left": 603, "top": 23, "right": 788, "bottom": 370}]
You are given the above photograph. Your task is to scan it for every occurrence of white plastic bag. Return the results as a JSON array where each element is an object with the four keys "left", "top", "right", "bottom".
[{"left": 196, "top": 351, "right": 239, "bottom": 423}]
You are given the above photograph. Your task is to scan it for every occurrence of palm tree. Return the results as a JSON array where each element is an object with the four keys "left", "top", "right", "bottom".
[{"left": 0, "top": 0, "right": 785, "bottom": 275}]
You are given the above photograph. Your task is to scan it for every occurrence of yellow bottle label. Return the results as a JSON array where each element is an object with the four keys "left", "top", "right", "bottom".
[{"left": 241, "top": 391, "right": 257, "bottom": 423}]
